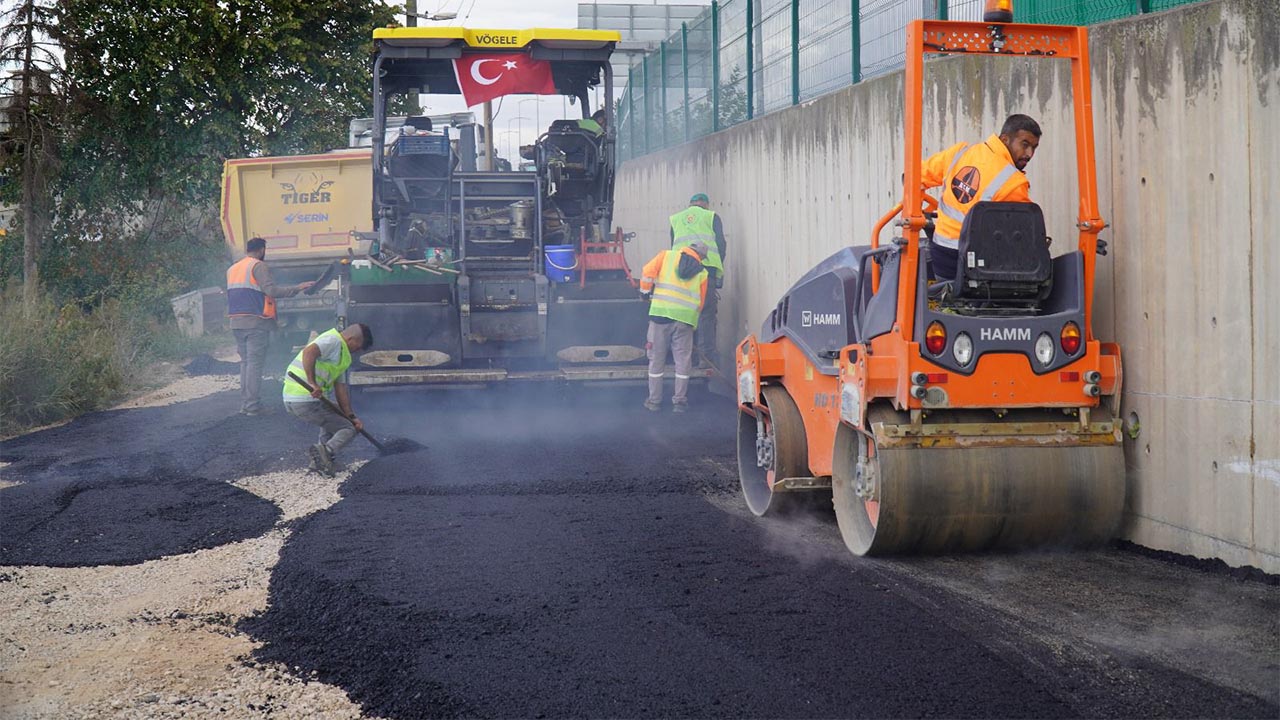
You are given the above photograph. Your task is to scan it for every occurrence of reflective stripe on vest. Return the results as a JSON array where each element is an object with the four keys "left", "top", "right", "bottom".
[
  {"left": 670, "top": 206, "right": 722, "bottom": 273},
  {"left": 226, "top": 257, "right": 276, "bottom": 319},
  {"left": 934, "top": 141, "right": 1022, "bottom": 250},
  {"left": 282, "top": 329, "right": 352, "bottom": 399},
  {"left": 649, "top": 250, "right": 705, "bottom": 328},
  {"left": 981, "top": 164, "right": 1019, "bottom": 202}
]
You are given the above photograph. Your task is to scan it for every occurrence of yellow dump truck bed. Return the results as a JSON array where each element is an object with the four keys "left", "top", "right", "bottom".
[{"left": 221, "top": 149, "right": 372, "bottom": 262}]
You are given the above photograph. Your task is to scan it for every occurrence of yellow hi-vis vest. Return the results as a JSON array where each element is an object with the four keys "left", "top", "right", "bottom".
[
  {"left": 226, "top": 256, "right": 276, "bottom": 319},
  {"left": 648, "top": 249, "right": 707, "bottom": 328},
  {"left": 282, "top": 329, "right": 352, "bottom": 400},
  {"left": 670, "top": 206, "right": 722, "bottom": 273}
]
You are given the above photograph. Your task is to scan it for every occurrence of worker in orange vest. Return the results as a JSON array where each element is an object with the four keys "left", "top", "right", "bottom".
[
  {"left": 226, "top": 237, "right": 313, "bottom": 416},
  {"left": 922, "top": 114, "right": 1041, "bottom": 280}
]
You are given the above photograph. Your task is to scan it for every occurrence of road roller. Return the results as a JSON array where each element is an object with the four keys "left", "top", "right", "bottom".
[{"left": 735, "top": 12, "right": 1125, "bottom": 556}]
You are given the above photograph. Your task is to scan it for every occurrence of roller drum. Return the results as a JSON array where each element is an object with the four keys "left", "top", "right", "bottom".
[{"left": 834, "top": 412, "right": 1125, "bottom": 556}]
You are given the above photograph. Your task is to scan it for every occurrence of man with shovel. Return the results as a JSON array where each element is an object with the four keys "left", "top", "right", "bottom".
[{"left": 282, "top": 324, "right": 373, "bottom": 476}]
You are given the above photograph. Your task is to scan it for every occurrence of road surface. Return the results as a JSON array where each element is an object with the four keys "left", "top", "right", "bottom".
[{"left": 1, "top": 376, "right": 1277, "bottom": 718}]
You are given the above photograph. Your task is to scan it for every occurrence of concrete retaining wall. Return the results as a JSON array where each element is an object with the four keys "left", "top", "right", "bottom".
[{"left": 614, "top": 0, "right": 1279, "bottom": 572}]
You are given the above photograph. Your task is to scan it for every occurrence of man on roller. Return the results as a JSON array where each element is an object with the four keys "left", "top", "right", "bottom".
[
  {"left": 922, "top": 114, "right": 1041, "bottom": 280},
  {"left": 669, "top": 193, "right": 726, "bottom": 368}
]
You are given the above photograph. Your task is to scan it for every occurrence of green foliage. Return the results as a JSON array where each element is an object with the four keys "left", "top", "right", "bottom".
[
  {"left": 0, "top": 287, "right": 221, "bottom": 435},
  {"left": 0, "top": 0, "right": 397, "bottom": 308},
  {"left": 0, "top": 0, "right": 396, "bottom": 431}
]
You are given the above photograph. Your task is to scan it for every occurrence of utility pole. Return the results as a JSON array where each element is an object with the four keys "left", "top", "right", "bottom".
[
  {"left": 405, "top": 1, "right": 420, "bottom": 114},
  {"left": 483, "top": 101, "right": 494, "bottom": 170}
]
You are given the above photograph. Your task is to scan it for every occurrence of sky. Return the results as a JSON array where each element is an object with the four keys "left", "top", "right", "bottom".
[{"left": 397, "top": 0, "right": 647, "bottom": 162}]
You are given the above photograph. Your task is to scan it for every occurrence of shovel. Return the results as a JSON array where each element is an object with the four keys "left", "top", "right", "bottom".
[
  {"left": 287, "top": 371, "right": 386, "bottom": 453},
  {"left": 303, "top": 261, "right": 337, "bottom": 295}
]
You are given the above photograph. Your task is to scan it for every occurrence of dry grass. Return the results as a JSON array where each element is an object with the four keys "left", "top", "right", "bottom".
[{"left": 0, "top": 289, "right": 222, "bottom": 435}]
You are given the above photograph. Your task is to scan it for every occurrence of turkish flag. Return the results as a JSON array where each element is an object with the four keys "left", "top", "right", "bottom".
[{"left": 453, "top": 54, "right": 557, "bottom": 107}]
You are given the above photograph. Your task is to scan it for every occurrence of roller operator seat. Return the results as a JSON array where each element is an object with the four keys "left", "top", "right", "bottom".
[{"left": 952, "top": 201, "right": 1054, "bottom": 303}]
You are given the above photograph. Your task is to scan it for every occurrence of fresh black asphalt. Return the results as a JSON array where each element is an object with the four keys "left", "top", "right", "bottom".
[{"left": 1, "top": 381, "right": 1276, "bottom": 718}]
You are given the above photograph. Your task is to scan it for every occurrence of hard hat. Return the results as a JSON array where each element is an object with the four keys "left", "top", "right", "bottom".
[{"left": 689, "top": 193, "right": 709, "bottom": 204}]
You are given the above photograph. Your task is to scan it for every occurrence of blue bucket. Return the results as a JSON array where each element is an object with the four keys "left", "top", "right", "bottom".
[{"left": 544, "top": 245, "right": 578, "bottom": 282}]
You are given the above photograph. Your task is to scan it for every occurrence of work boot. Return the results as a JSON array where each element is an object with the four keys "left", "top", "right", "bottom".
[
  {"left": 643, "top": 400, "right": 661, "bottom": 412},
  {"left": 672, "top": 402, "right": 688, "bottom": 414},
  {"left": 310, "top": 443, "right": 335, "bottom": 477}
]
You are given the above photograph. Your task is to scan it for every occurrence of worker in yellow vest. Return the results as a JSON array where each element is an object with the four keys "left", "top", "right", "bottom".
[
  {"left": 226, "top": 237, "right": 313, "bottom": 416},
  {"left": 639, "top": 242, "right": 710, "bottom": 413},
  {"left": 921, "top": 114, "right": 1041, "bottom": 280},
  {"left": 282, "top": 324, "right": 373, "bottom": 476},
  {"left": 669, "top": 193, "right": 725, "bottom": 369}
]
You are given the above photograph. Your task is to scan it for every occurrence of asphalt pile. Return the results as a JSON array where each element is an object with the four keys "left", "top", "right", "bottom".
[
  {"left": 0, "top": 468, "right": 280, "bottom": 567},
  {"left": 373, "top": 437, "right": 425, "bottom": 456},
  {"left": 185, "top": 354, "right": 241, "bottom": 376}
]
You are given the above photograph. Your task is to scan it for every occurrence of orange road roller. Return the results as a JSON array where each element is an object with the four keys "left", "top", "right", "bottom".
[{"left": 735, "top": 15, "right": 1125, "bottom": 556}]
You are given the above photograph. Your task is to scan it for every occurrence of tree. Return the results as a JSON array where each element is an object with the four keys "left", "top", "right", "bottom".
[
  {"left": 0, "top": 0, "right": 63, "bottom": 310},
  {"left": 32, "top": 0, "right": 398, "bottom": 312}
]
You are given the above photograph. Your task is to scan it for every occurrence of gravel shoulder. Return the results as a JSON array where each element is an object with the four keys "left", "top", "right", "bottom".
[{"left": 0, "top": 464, "right": 374, "bottom": 720}]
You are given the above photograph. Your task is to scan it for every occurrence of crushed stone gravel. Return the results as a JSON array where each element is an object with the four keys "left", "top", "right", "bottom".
[{"left": 0, "top": 408, "right": 377, "bottom": 718}]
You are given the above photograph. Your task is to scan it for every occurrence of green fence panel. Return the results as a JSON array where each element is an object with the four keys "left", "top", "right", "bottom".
[{"left": 615, "top": 0, "right": 1213, "bottom": 163}]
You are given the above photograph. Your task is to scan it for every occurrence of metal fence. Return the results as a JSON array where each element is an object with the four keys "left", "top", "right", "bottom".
[{"left": 617, "top": 0, "right": 1204, "bottom": 161}]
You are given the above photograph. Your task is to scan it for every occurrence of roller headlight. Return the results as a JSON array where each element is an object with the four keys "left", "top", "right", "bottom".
[
  {"left": 1035, "top": 332, "right": 1055, "bottom": 366},
  {"left": 952, "top": 332, "right": 974, "bottom": 367}
]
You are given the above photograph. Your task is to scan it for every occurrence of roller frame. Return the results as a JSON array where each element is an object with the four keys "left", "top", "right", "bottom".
[{"left": 733, "top": 17, "right": 1124, "bottom": 555}]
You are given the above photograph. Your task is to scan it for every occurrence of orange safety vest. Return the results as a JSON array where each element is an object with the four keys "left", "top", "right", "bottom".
[
  {"left": 924, "top": 134, "right": 1031, "bottom": 249},
  {"left": 226, "top": 256, "right": 276, "bottom": 319}
]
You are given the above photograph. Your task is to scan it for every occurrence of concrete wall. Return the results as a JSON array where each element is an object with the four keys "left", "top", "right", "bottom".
[{"left": 613, "top": 0, "right": 1279, "bottom": 572}]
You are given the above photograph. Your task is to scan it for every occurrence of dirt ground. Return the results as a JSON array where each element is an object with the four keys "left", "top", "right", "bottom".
[{"left": 1, "top": 363, "right": 1277, "bottom": 719}]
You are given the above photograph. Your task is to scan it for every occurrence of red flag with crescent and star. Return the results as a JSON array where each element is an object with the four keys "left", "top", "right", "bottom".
[{"left": 453, "top": 54, "right": 557, "bottom": 107}]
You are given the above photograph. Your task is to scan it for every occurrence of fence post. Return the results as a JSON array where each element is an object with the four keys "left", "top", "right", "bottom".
[
  {"left": 936, "top": 0, "right": 948, "bottom": 20},
  {"left": 682, "top": 22, "right": 691, "bottom": 142},
  {"left": 791, "top": 0, "right": 800, "bottom": 105},
  {"left": 746, "top": 0, "right": 754, "bottom": 120},
  {"left": 628, "top": 65, "right": 637, "bottom": 161},
  {"left": 642, "top": 55, "right": 651, "bottom": 154},
  {"left": 851, "top": 0, "right": 861, "bottom": 83},
  {"left": 712, "top": 1, "right": 721, "bottom": 132},
  {"left": 660, "top": 41, "right": 668, "bottom": 149}
]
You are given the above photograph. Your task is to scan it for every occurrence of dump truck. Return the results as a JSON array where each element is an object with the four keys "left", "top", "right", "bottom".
[
  {"left": 736, "top": 6, "right": 1125, "bottom": 555},
  {"left": 220, "top": 149, "right": 372, "bottom": 338},
  {"left": 219, "top": 112, "right": 484, "bottom": 340},
  {"left": 338, "top": 27, "right": 659, "bottom": 386}
]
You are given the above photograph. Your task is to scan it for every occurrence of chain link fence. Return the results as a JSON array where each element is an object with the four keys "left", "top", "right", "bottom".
[{"left": 618, "top": 0, "right": 1205, "bottom": 161}]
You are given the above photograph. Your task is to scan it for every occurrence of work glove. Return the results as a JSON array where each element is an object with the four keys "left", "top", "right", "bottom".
[{"left": 640, "top": 291, "right": 652, "bottom": 302}]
